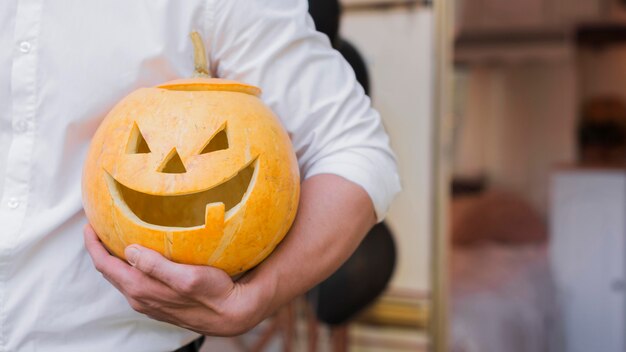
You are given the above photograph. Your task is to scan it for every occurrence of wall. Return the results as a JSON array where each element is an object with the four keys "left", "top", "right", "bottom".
[{"left": 342, "top": 6, "right": 434, "bottom": 293}]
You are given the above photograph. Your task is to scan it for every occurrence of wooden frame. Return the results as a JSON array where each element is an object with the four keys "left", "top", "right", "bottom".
[{"left": 431, "top": 0, "right": 452, "bottom": 350}]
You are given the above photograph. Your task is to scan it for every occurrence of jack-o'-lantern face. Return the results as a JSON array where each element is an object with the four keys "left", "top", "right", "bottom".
[
  {"left": 82, "top": 79, "right": 300, "bottom": 275},
  {"left": 107, "top": 120, "right": 257, "bottom": 229}
]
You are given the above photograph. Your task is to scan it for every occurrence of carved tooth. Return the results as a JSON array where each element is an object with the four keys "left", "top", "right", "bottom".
[{"left": 205, "top": 202, "right": 225, "bottom": 228}]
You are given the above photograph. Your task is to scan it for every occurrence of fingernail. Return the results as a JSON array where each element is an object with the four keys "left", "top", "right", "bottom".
[{"left": 125, "top": 246, "right": 140, "bottom": 266}]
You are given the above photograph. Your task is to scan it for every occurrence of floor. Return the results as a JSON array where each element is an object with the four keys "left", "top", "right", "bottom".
[{"left": 200, "top": 318, "right": 427, "bottom": 352}]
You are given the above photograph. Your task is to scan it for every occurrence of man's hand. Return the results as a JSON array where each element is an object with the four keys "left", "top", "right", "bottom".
[
  {"left": 84, "top": 225, "right": 268, "bottom": 336},
  {"left": 84, "top": 174, "right": 375, "bottom": 336}
]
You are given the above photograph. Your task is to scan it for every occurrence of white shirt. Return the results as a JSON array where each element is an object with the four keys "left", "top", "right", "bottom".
[{"left": 0, "top": 0, "right": 400, "bottom": 351}]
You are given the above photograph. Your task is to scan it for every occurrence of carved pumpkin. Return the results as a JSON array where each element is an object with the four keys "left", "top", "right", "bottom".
[{"left": 82, "top": 33, "right": 300, "bottom": 275}]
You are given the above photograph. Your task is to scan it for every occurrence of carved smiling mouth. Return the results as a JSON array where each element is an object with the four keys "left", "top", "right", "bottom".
[{"left": 106, "top": 159, "right": 257, "bottom": 229}]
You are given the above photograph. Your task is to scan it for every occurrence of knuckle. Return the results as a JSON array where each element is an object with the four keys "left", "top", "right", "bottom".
[
  {"left": 177, "top": 280, "right": 196, "bottom": 295},
  {"left": 100, "top": 272, "right": 111, "bottom": 283},
  {"left": 127, "top": 299, "right": 145, "bottom": 313},
  {"left": 93, "top": 262, "right": 105, "bottom": 273},
  {"left": 178, "top": 272, "right": 202, "bottom": 294},
  {"left": 124, "top": 284, "right": 144, "bottom": 300}
]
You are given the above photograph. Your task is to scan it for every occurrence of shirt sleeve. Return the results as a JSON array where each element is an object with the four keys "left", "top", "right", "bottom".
[{"left": 209, "top": 0, "right": 401, "bottom": 221}]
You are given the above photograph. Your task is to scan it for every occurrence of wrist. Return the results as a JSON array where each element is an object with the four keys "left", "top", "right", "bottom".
[
  {"left": 227, "top": 265, "right": 279, "bottom": 333},
  {"left": 247, "top": 263, "right": 280, "bottom": 317}
]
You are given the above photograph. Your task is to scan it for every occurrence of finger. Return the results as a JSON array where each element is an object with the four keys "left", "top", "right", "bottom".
[
  {"left": 125, "top": 245, "right": 198, "bottom": 291},
  {"left": 125, "top": 245, "right": 233, "bottom": 296},
  {"left": 84, "top": 224, "right": 128, "bottom": 274},
  {"left": 84, "top": 225, "right": 147, "bottom": 292},
  {"left": 124, "top": 274, "right": 190, "bottom": 309},
  {"left": 84, "top": 226, "right": 195, "bottom": 308}
]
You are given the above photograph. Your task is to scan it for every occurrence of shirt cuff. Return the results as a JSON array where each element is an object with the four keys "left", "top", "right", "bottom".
[{"left": 303, "top": 149, "right": 401, "bottom": 222}]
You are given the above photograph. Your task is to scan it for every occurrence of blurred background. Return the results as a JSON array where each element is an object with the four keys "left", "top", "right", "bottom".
[
  {"left": 203, "top": 0, "right": 626, "bottom": 351},
  {"left": 451, "top": 0, "right": 626, "bottom": 351}
]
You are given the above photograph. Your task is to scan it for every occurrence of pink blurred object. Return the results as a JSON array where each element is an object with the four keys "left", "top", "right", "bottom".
[
  {"left": 451, "top": 190, "right": 548, "bottom": 246},
  {"left": 450, "top": 244, "right": 562, "bottom": 352}
]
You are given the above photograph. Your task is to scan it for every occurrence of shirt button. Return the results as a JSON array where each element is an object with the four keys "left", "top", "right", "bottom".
[
  {"left": 13, "top": 120, "right": 28, "bottom": 133},
  {"left": 7, "top": 198, "right": 19, "bottom": 209},
  {"left": 19, "top": 41, "right": 31, "bottom": 53}
]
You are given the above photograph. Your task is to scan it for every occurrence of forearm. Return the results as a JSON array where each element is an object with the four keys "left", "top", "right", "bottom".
[{"left": 242, "top": 173, "right": 377, "bottom": 321}]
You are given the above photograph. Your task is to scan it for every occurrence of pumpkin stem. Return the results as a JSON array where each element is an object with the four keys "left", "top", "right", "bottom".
[{"left": 190, "top": 31, "right": 211, "bottom": 78}]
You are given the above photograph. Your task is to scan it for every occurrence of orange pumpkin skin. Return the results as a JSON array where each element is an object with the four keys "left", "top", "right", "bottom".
[{"left": 82, "top": 78, "right": 300, "bottom": 276}]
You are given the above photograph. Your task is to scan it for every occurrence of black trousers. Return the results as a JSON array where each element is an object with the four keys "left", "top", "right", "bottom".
[{"left": 173, "top": 336, "right": 205, "bottom": 352}]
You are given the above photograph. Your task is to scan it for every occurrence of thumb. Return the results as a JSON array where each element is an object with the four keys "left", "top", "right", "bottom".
[
  {"left": 125, "top": 245, "right": 188, "bottom": 286},
  {"left": 124, "top": 245, "right": 234, "bottom": 296}
]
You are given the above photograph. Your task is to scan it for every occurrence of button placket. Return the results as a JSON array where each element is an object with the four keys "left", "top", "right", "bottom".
[
  {"left": 12, "top": 120, "right": 28, "bottom": 133},
  {"left": 0, "top": 1, "right": 45, "bottom": 348},
  {"left": 3, "top": 0, "right": 43, "bottom": 230}
]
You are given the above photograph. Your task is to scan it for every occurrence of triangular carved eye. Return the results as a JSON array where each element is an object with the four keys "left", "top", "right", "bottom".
[
  {"left": 127, "top": 122, "right": 151, "bottom": 154},
  {"left": 200, "top": 124, "right": 229, "bottom": 154}
]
